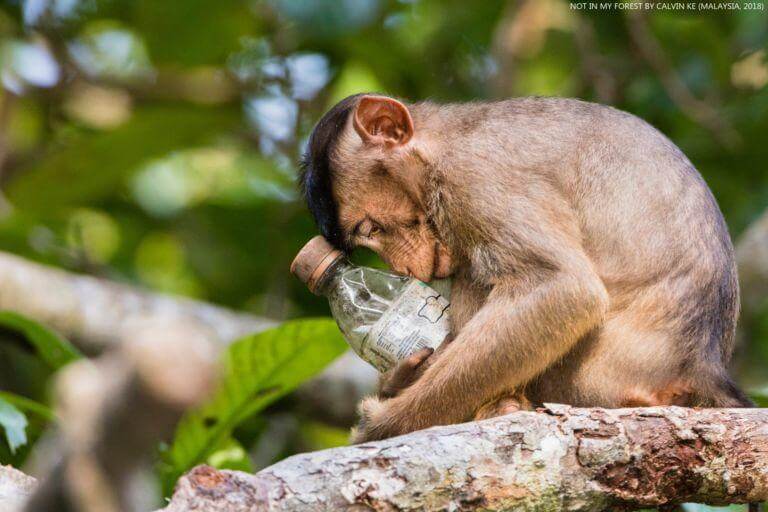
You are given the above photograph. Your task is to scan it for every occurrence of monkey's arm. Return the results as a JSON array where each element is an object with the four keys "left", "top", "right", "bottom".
[{"left": 353, "top": 241, "right": 609, "bottom": 442}]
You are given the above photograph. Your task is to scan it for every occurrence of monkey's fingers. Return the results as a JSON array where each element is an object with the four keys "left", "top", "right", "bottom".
[{"left": 379, "top": 347, "right": 434, "bottom": 399}]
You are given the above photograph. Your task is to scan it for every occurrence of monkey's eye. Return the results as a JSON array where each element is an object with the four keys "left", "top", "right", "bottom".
[{"left": 355, "top": 219, "right": 384, "bottom": 238}]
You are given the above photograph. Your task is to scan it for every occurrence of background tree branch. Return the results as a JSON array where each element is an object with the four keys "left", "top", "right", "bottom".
[
  {"left": 21, "top": 321, "right": 218, "bottom": 512},
  {"left": 0, "top": 251, "right": 273, "bottom": 352}
]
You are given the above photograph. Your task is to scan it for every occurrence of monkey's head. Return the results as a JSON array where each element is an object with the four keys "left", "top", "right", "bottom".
[{"left": 300, "top": 94, "right": 452, "bottom": 282}]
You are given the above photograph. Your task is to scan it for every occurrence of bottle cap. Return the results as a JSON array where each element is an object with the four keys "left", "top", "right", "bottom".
[{"left": 290, "top": 236, "right": 344, "bottom": 294}]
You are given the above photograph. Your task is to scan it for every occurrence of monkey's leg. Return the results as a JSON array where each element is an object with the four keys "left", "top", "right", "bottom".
[
  {"left": 378, "top": 341, "right": 532, "bottom": 420},
  {"left": 621, "top": 381, "right": 693, "bottom": 407}
]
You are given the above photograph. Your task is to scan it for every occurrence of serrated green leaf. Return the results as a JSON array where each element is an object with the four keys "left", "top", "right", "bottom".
[
  {"left": 0, "top": 396, "right": 28, "bottom": 454},
  {"left": 0, "top": 311, "right": 82, "bottom": 370},
  {"left": 161, "top": 318, "right": 346, "bottom": 495}
]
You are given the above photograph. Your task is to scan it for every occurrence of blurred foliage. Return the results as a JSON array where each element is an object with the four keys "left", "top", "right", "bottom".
[
  {"left": 0, "top": 395, "right": 27, "bottom": 453},
  {"left": 159, "top": 317, "right": 346, "bottom": 496},
  {"left": 0, "top": 0, "right": 766, "bottom": 508},
  {"left": 0, "top": 310, "right": 81, "bottom": 368},
  {"left": 0, "top": 0, "right": 763, "bottom": 321},
  {"left": 0, "top": 310, "right": 79, "bottom": 465}
]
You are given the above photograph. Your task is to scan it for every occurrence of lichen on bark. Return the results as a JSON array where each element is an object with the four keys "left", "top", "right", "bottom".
[{"left": 160, "top": 405, "right": 768, "bottom": 512}]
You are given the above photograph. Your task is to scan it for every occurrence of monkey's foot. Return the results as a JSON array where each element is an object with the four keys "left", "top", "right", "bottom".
[
  {"left": 473, "top": 393, "right": 531, "bottom": 420},
  {"left": 621, "top": 381, "right": 693, "bottom": 407}
]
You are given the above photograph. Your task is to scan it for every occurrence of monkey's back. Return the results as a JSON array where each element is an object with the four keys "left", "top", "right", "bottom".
[
  {"left": 570, "top": 100, "right": 741, "bottom": 405},
  {"left": 434, "top": 97, "right": 743, "bottom": 406}
]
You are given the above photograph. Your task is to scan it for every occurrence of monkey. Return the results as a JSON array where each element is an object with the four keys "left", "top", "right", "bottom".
[{"left": 299, "top": 93, "right": 752, "bottom": 443}]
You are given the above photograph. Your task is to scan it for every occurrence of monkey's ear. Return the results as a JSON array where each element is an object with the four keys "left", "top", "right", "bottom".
[{"left": 353, "top": 96, "right": 414, "bottom": 146}]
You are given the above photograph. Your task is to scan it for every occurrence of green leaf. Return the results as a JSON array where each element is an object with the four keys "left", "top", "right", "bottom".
[
  {"left": 0, "top": 311, "right": 82, "bottom": 370},
  {"left": 134, "top": 0, "right": 255, "bottom": 67},
  {"left": 0, "top": 391, "right": 55, "bottom": 423},
  {"left": 0, "top": 396, "right": 28, "bottom": 454},
  {"left": 0, "top": 392, "right": 53, "bottom": 466},
  {"left": 160, "top": 318, "right": 346, "bottom": 495},
  {"left": 682, "top": 503, "right": 751, "bottom": 511},
  {"left": 206, "top": 437, "right": 253, "bottom": 473},
  {"left": 750, "top": 387, "right": 768, "bottom": 407},
  {"left": 5, "top": 105, "right": 240, "bottom": 212}
]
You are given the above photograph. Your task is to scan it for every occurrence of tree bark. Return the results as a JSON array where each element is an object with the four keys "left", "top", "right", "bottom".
[
  {"left": 0, "top": 465, "right": 36, "bottom": 512},
  {"left": 160, "top": 405, "right": 768, "bottom": 512}
]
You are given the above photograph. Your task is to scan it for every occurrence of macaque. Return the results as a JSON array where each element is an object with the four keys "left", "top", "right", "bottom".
[{"left": 299, "top": 93, "right": 751, "bottom": 443}]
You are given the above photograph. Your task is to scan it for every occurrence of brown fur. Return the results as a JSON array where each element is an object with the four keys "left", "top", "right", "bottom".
[
  {"left": 319, "top": 94, "right": 749, "bottom": 443},
  {"left": 473, "top": 393, "right": 531, "bottom": 420}
]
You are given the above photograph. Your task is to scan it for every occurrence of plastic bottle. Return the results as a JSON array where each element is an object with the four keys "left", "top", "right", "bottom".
[{"left": 291, "top": 236, "right": 450, "bottom": 372}]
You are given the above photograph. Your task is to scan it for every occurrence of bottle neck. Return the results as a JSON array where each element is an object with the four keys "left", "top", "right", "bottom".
[{"left": 314, "top": 256, "right": 352, "bottom": 296}]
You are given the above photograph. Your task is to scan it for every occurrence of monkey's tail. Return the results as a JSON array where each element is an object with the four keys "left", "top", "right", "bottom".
[{"left": 693, "top": 368, "right": 753, "bottom": 408}]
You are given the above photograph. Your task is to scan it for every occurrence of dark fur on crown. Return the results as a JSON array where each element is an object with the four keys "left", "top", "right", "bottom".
[{"left": 299, "top": 93, "right": 368, "bottom": 251}]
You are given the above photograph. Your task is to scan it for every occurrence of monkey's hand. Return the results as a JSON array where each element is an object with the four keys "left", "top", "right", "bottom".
[
  {"left": 352, "top": 347, "right": 433, "bottom": 443},
  {"left": 350, "top": 395, "right": 391, "bottom": 443},
  {"left": 378, "top": 347, "right": 434, "bottom": 399}
]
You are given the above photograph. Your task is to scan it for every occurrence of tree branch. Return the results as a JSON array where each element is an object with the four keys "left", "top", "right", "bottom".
[
  {"left": 160, "top": 405, "right": 767, "bottom": 511},
  {"left": 0, "top": 465, "right": 36, "bottom": 512}
]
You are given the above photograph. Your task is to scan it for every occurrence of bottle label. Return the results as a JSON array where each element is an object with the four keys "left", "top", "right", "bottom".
[{"left": 359, "top": 280, "right": 450, "bottom": 372}]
